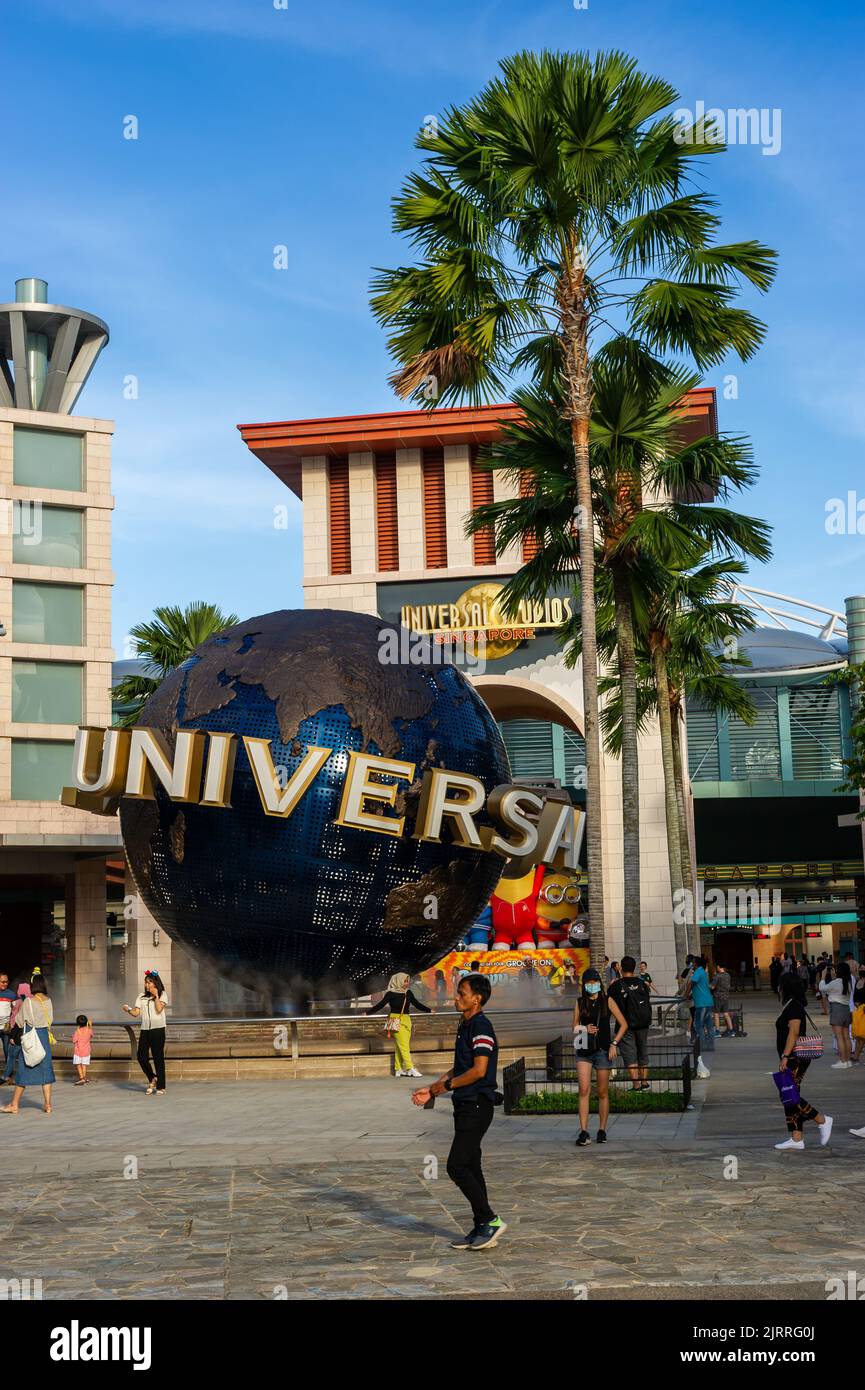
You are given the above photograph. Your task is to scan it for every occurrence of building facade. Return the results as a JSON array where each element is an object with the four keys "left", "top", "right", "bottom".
[
  {"left": 240, "top": 400, "right": 865, "bottom": 987},
  {"left": 0, "top": 278, "right": 172, "bottom": 1011},
  {"left": 240, "top": 396, "right": 719, "bottom": 988}
]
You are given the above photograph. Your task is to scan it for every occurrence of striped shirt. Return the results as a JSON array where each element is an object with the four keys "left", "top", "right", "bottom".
[{"left": 452, "top": 1010, "right": 498, "bottom": 1105}]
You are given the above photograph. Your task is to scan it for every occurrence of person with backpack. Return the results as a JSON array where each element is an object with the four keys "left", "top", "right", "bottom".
[{"left": 607, "top": 957, "right": 652, "bottom": 1090}]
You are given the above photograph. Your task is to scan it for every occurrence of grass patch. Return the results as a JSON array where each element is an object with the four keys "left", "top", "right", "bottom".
[
  {"left": 515, "top": 1089, "right": 684, "bottom": 1114},
  {"left": 551, "top": 1068, "right": 683, "bottom": 1082}
]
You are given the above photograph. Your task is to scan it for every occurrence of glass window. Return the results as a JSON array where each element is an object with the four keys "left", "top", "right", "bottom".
[
  {"left": 12, "top": 582, "right": 84, "bottom": 646},
  {"left": 12, "top": 504, "right": 84, "bottom": 567},
  {"left": 790, "top": 685, "right": 844, "bottom": 779},
  {"left": 13, "top": 427, "right": 83, "bottom": 490},
  {"left": 728, "top": 688, "right": 781, "bottom": 781},
  {"left": 11, "top": 661, "right": 83, "bottom": 725},
  {"left": 11, "top": 740, "right": 75, "bottom": 801}
]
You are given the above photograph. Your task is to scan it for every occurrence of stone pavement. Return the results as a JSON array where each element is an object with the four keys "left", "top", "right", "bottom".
[{"left": 0, "top": 994, "right": 863, "bottom": 1299}]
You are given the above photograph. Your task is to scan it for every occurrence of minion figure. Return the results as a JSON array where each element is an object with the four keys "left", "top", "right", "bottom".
[
  {"left": 490, "top": 864, "right": 545, "bottom": 950},
  {"left": 536, "top": 871, "right": 582, "bottom": 948},
  {"left": 463, "top": 903, "right": 493, "bottom": 951}
]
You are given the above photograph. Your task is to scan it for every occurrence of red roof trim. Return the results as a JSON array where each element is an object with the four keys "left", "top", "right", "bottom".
[{"left": 238, "top": 392, "right": 717, "bottom": 496}]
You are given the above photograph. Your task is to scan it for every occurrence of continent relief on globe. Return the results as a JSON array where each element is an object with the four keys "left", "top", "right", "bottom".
[{"left": 121, "top": 609, "right": 511, "bottom": 989}]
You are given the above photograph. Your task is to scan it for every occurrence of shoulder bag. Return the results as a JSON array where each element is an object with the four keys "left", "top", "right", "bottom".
[
  {"left": 384, "top": 991, "right": 408, "bottom": 1034},
  {"left": 791, "top": 1006, "right": 823, "bottom": 1059},
  {"left": 20, "top": 1001, "right": 47, "bottom": 1068}
]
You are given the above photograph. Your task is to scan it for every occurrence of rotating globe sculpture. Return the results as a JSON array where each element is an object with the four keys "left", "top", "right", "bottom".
[{"left": 121, "top": 609, "right": 510, "bottom": 993}]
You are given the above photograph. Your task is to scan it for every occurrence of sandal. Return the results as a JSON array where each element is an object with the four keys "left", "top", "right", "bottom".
[
  {"left": 145, "top": 1083, "right": 156, "bottom": 1095},
  {"left": 43, "top": 1105, "right": 52, "bottom": 1114},
  {"left": 74, "top": 1079, "right": 86, "bottom": 1086}
]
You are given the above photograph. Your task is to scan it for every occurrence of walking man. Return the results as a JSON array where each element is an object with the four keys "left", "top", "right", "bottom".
[
  {"left": 608, "top": 956, "right": 653, "bottom": 1090},
  {"left": 412, "top": 973, "right": 506, "bottom": 1251}
]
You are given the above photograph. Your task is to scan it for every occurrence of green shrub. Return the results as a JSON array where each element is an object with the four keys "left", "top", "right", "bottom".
[{"left": 514, "top": 1089, "right": 684, "bottom": 1114}]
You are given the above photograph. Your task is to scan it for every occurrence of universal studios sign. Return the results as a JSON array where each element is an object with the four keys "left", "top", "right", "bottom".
[{"left": 62, "top": 726, "right": 585, "bottom": 870}]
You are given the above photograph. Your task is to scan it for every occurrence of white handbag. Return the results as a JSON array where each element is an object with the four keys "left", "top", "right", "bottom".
[{"left": 21, "top": 1021, "right": 46, "bottom": 1068}]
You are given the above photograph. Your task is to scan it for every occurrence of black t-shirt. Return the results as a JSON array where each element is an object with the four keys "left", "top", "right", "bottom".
[
  {"left": 452, "top": 1010, "right": 497, "bottom": 1104},
  {"left": 776, "top": 999, "right": 807, "bottom": 1058},
  {"left": 368, "top": 989, "right": 431, "bottom": 1015},
  {"left": 608, "top": 976, "right": 649, "bottom": 1029},
  {"left": 854, "top": 979, "right": 865, "bottom": 1007},
  {"left": 576, "top": 995, "right": 612, "bottom": 1053}
]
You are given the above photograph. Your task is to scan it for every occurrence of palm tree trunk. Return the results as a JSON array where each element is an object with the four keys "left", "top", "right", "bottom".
[
  {"left": 651, "top": 641, "right": 687, "bottom": 969},
  {"left": 671, "top": 710, "right": 699, "bottom": 955},
  {"left": 561, "top": 261, "right": 606, "bottom": 971},
  {"left": 613, "top": 565, "right": 641, "bottom": 961},
  {"left": 570, "top": 415, "right": 606, "bottom": 972}
]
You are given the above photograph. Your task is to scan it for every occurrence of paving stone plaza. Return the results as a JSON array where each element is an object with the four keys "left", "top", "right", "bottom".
[{"left": 2, "top": 995, "right": 863, "bottom": 1301}]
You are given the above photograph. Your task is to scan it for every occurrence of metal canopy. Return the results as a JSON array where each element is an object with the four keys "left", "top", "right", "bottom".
[{"left": 0, "top": 297, "right": 109, "bottom": 415}]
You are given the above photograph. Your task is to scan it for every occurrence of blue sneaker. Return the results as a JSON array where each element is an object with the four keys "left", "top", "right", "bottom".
[
  {"left": 449, "top": 1227, "right": 478, "bottom": 1250},
  {"left": 469, "top": 1217, "right": 507, "bottom": 1250}
]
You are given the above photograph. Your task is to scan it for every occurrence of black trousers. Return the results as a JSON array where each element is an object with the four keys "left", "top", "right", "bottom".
[
  {"left": 447, "top": 1097, "right": 494, "bottom": 1227},
  {"left": 781, "top": 1057, "right": 820, "bottom": 1134},
  {"left": 137, "top": 1029, "right": 166, "bottom": 1089}
]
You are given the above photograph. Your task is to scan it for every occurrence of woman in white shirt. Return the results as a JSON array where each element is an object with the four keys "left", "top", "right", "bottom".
[
  {"left": 819, "top": 962, "right": 853, "bottom": 1068},
  {"left": 123, "top": 970, "right": 169, "bottom": 1095}
]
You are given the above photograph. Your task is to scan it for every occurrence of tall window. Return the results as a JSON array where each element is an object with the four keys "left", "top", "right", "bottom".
[
  {"left": 375, "top": 452, "right": 399, "bottom": 571},
  {"left": 469, "top": 447, "right": 495, "bottom": 565},
  {"left": 12, "top": 661, "right": 84, "bottom": 725},
  {"left": 422, "top": 448, "right": 447, "bottom": 568},
  {"left": 11, "top": 740, "right": 74, "bottom": 801},
  {"left": 328, "top": 457, "right": 351, "bottom": 575},
  {"left": 12, "top": 505, "right": 84, "bottom": 567},
  {"left": 13, "top": 427, "right": 83, "bottom": 491},
  {"left": 12, "top": 582, "right": 84, "bottom": 646},
  {"left": 728, "top": 689, "right": 781, "bottom": 781},
  {"left": 789, "top": 684, "right": 844, "bottom": 779}
]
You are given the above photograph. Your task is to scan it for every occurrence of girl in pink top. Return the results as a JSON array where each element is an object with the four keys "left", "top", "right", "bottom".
[{"left": 72, "top": 1015, "right": 93, "bottom": 1085}]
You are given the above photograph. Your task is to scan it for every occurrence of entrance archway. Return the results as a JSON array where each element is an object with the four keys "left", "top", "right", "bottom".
[{"left": 471, "top": 676, "right": 585, "bottom": 790}]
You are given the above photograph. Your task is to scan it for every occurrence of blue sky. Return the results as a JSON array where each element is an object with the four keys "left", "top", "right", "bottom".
[{"left": 2, "top": 0, "right": 864, "bottom": 650}]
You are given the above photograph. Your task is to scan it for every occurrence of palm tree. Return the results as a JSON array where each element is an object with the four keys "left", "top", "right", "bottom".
[
  {"left": 113, "top": 601, "right": 239, "bottom": 726},
  {"left": 371, "top": 48, "right": 776, "bottom": 955},
  {"left": 637, "top": 558, "right": 763, "bottom": 958},
  {"left": 466, "top": 359, "right": 770, "bottom": 962}
]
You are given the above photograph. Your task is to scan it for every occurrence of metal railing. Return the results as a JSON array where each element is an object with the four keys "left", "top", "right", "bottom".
[{"left": 503, "top": 1034, "right": 698, "bottom": 1115}]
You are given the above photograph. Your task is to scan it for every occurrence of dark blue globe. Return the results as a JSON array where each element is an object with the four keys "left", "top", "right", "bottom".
[{"left": 121, "top": 609, "right": 510, "bottom": 993}]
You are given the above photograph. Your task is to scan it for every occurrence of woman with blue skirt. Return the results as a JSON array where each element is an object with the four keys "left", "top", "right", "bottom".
[{"left": 1, "top": 973, "right": 55, "bottom": 1115}]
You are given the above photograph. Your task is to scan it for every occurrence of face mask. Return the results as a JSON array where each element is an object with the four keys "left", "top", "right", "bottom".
[{"left": 585, "top": 982, "right": 601, "bottom": 996}]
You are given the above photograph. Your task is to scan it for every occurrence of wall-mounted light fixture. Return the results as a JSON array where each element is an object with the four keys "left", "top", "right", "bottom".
[
  {"left": 88, "top": 935, "right": 96, "bottom": 951},
  {"left": 152, "top": 929, "right": 160, "bottom": 948}
]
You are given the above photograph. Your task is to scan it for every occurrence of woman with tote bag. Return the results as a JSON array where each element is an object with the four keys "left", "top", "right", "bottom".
[{"left": 0, "top": 973, "right": 56, "bottom": 1115}]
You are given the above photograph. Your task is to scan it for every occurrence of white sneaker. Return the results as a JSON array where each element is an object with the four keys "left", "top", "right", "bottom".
[
  {"left": 406, "top": 1068, "right": 423, "bottom": 1077},
  {"left": 818, "top": 1116, "right": 833, "bottom": 1146},
  {"left": 830, "top": 1060, "right": 850, "bottom": 1069},
  {"left": 394, "top": 1070, "right": 405, "bottom": 1077},
  {"left": 849, "top": 1126, "right": 865, "bottom": 1138},
  {"left": 774, "top": 1138, "right": 804, "bottom": 1150}
]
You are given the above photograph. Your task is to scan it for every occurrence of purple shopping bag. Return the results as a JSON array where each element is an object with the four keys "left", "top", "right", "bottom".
[{"left": 772, "top": 1070, "right": 800, "bottom": 1106}]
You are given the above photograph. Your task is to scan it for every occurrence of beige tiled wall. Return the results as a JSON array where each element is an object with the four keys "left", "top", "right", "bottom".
[{"left": 0, "top": 406, "right": 117, "bottom": 839}]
